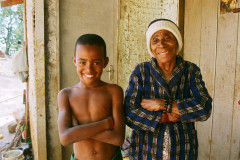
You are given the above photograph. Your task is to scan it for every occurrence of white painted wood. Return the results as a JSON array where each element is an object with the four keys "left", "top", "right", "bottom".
[
  {"left": 230, "top": 8, "right": 240, "bottom": 160},
  {"left": 113, "top": 0, "right": 119, "bottom": 84},
  {"left": 45, "top": 0, "right": 62, "bottom": 159},
  {"left": 184, "top": 0, "right": 201, "bottom": 66},
  {"left": 100, "top": 0, "right": 118, "bottom": 84},
  {"left": 210, "top": 11, "right": 238, "bottom": 160},
  {"left": 196, "top": 0, "right": 218, "bottom": 159},
  {"left": 32, "top": 0, "right": 47, "bottom": 159},
  {"left": 60, "top": 0, "right": 118, "bottom": 90}
]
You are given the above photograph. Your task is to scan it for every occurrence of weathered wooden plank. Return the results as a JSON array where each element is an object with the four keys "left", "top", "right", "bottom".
[
  {"left": 210, "top": 12, "right": 238, "bottom": 160},
  {"left": 45, "top": 0, "right": 62, "bottom": 159},
  {"left": 178, "top": 0, "right": 184, "bottom": 57},
  {"left": 1, "top": 0, "right": 23, "bottom": 8},
  {"left": 32, "top": 0, "right": 47, "bottom": 159},
  {"left": 230, "top": 10, "right": 240, "bottom": 160},
  {"left": 184, "top": 0, "right": 201, "bottom": 66},
  {"left": 196, "top": 0, "right": 218, "bottom": 159}
]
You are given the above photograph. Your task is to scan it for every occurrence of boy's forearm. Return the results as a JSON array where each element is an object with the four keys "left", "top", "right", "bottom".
[
  {"left": 91, "top": 114, "right": 125, "bottom": 146},
  {"left": 91, "top": 120, "right": 125, "bottom": 146},
  {"left": 59, "top": 117, "right": 112, "bottom": 146},
  {"left": 90, "top": 128, "right": 125, "bottom": 146}
]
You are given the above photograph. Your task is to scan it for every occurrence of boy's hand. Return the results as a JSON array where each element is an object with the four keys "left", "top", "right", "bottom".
[
  {"left": 72, "top": 114, "right": 78, "bottom": 126},
  {"left": 107, "top": 116, "right": 114, "bottom": 130}
]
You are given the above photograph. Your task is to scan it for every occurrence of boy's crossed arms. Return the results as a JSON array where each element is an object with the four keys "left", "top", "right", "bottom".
[{"left": 57, "top": 84, "right": 125, "bottom": 146}]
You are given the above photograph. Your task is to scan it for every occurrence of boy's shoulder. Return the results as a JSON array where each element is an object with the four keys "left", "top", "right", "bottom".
[
  {"left": 58, "top": 85, "right": 80, "bottom": 96},
  {"left": 104, "top": 83, "right": 123, "bottom": 94}
]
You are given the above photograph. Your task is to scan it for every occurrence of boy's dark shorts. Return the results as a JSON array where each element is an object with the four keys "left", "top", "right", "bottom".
[{"left": 71, "top": 147, "right": 122, "bottom": 160}]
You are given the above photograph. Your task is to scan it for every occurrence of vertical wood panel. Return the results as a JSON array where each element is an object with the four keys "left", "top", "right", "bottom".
[
  {"left": 184, "top": 1, "right": 239, "bottom": 159},
  {"left": 211, "top": 12, "right": 238, "bottom": 160},
  {"left": 184, "top": 0, "right": 201, "bottom": 66},
  {"left": 230, "top": 11, "right": 240, "bottom": 160},
  {"left": 35, "top": 0, "right": 47, "bottom": 158},
  {"left": 197, "top": 0, "right": 218, "bottom": 159},
  {"left": 45, "top": 0, "right": 61, "bottom": 159},
  {"left": 178, "top": 0, "right": 184, "bottom": 57}
]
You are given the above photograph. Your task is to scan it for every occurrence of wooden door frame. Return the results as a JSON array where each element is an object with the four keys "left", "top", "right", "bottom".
[
  {"left": 26, "top": 0, "right": 61, "bottom": 159},
  {"left": 26, "top": 0, "right": 47, "bottom": 159}
]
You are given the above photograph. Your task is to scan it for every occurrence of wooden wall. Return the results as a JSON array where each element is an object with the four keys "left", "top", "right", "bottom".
[{"left": 184, "top": 0, "right": 240, "bottom": 159}]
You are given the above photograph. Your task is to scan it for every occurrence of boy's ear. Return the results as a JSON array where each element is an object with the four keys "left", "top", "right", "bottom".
[
  {"left": 73, "top": 56, "right": 77, "bottom": 66},
  {"left": 103, "top": 57, "right": 109, "bottom": 68}
]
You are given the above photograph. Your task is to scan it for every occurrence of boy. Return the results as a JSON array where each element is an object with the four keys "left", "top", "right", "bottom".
[{"left": 57, "top": 34, "right": 125, "bottom": 160}]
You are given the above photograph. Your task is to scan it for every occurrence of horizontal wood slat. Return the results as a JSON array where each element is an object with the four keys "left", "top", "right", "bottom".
[{"left": 1, "top": 0, "right": 23, "bottom": 8}]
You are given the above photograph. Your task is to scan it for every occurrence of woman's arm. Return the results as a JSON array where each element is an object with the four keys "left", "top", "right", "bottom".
[
  {"left": 140, "top": 98, "right": 164, "bottom": 111},
  {"left": 124, "top": 65, "right": 162, "bottom": 133},
  {"left": 139, "top": 64, "right": 212, "bottom": 123},
  {"left": 177, "top": 65, "right": 212, "bottom": 122},
  {"left": 141, "top": 99, "right": 180, "bottom": 123}
]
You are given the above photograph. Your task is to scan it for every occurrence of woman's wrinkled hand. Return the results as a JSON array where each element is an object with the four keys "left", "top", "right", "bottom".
[
  {"left": 159, "top": 101, "right": 180, "bottom": 123},
  {"left": 160, "top": 113, "right": 180, "bottom": 123},
  {"left": 167, "top": 112, "right": 180, "bottom": 122},
  {"left": 141, "top": 99, "right": 165, "bottom": 111},
  {"left": 141, "top": 99, "right": 181, "bottom": 123}
]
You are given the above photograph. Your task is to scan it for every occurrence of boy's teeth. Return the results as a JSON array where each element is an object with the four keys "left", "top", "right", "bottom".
[{"left": 85, "top": 75, "right": 93, "bottom": 77}]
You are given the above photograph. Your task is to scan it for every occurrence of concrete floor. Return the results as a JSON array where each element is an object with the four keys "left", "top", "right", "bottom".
[{"left": 0, "top": 58, "right": 26, "bottom": 149}]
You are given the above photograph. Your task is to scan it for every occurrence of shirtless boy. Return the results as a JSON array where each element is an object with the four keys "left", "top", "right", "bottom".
[{"left": 57, "top": 34, "right": 125, "bottom": 160}]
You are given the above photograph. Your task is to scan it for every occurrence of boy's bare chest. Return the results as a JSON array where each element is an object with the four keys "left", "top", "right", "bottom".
[{"left": 69, "top": 89, "right": 112, "bottom": 122}]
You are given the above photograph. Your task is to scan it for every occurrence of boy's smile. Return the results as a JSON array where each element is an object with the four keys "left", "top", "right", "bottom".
[{"left": 73, "top": 44, "right": 108, "bottom": 87}]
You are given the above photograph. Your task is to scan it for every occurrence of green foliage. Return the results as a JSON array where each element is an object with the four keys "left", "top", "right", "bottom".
[{"left": 0, "top": 4, "right": 24, "bottom": 56}]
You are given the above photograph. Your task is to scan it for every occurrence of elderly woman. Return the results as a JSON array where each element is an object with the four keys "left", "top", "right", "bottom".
[{"left": 124, "top": 19, "right": 212, "bottom": 160}]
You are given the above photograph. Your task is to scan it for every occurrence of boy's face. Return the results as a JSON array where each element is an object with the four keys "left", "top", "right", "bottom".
[{"left": 73, "top": 44, "right": 108, "bottom": 87}]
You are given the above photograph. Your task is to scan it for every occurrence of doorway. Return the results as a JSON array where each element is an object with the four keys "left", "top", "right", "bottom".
[{"left": 0, "top": 1, "right": 32, "bottom": 159}]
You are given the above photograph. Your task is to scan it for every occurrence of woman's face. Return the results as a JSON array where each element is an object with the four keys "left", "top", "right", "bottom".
[{"left": 150, "top": 30, "right": 178, "bottom": 64}]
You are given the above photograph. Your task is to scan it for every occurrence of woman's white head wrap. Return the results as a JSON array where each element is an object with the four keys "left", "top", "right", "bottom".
[{"left": 146, "top": 19, "right": 183, "bottom": 57}]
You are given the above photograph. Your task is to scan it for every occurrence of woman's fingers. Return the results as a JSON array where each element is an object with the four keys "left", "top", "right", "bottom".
[
  {"left": 141, "top": 99, "right": 165, "bottom": 111},
  {"left": 167, "top": 113, "right": 180, "bottom": 122}
]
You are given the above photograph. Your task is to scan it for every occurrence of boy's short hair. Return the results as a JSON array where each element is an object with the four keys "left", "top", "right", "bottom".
[{"left": 74, "top": 34, "right": 107, "bottom": 58}]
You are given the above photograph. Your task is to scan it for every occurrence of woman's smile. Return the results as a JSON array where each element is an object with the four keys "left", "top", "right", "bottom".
[{"left": 157, "top": 50, "right": 169, "bottom": 55}]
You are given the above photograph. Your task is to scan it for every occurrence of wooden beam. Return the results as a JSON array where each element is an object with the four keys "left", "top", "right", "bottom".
[{"left": 1, "top": 0, "right": 23, "bottom": 8}]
